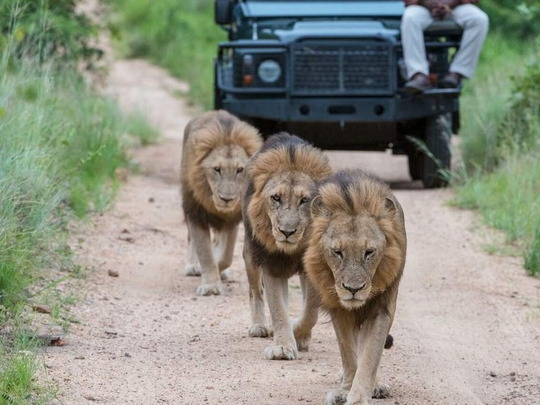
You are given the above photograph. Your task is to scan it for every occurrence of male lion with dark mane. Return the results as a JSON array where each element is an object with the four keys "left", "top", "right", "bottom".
[
  {"left": 305, "top": 169, "right": 407, "bottom": 405},
  {"left": 181, "top": 110, "right": 262, "bottom": 296},
  {"left": 243, "top": 133, "right": 332, "bottom": 360}
]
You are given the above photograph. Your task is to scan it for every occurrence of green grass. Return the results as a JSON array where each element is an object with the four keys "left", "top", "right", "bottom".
[
  {"left": 456, "top": 34, "right": 540, "bottom": 276},
  {"left": 0, "top": 1, "right": 160, "bottom": 401},
  {"left": 0, "top": 332, "right": 53, "bottom": 405},
  {"left": 459, "top": 35, "right": 534, "bottom": 170},
  {"left": 108, "top": 0, "right": 225, "bottom": 109},
  {"left": 0, "top": 63, "right": 158, "bottom": 403}
]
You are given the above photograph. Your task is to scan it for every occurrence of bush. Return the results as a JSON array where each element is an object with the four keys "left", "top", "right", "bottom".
[
  {"left": 456, "top": 35, "right": 540, "bottom": 276},
  {"left": 483, "top": 0, "right": 540, "bottom": 38},
  {"left": 0, "top": 2, "right": 159, "bottom": 400},
  {"left": 108, "top": 0, "right": 225, "bottom": 109},
  {"left": 0, "top": 0, "right": 101, "bottom": 66}
]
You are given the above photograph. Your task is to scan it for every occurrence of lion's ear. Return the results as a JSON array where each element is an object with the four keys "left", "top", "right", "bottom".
[
  {"left": 311, "top": 195, "right": 331, "bottom": 218},
  {"left": 384, "top": 197, "right": 396, "bottom": 214}
]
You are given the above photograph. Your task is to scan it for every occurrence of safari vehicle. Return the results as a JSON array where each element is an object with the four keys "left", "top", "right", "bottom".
[{"left": 214, "top": 0, "right": 463, "bottom": 188}]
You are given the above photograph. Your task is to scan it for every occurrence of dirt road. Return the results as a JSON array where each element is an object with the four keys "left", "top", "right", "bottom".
[{"left": 45, "top": 55, "right": 540, "bottom": 405}]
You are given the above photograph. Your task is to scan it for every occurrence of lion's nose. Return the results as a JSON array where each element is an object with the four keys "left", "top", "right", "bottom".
[
  {"left": 279, "top": 228, "right": 297, "bottom": 238},
  {"left": 342, "top": 282, "right": 366, "bottom": 295},
  {"left": 219, "top": 195, "right": 234, "bottom": 203}
]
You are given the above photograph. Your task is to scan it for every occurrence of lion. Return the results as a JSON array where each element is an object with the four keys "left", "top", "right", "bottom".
[
  {"left": 304, "top": 169, "right": 407, "bottom": 405},
  {"left": 181, "top": 110, "right": 263, "bottom": 296},
  {"left": 242, "top": 133, "right": 332, "bottom": 360}
]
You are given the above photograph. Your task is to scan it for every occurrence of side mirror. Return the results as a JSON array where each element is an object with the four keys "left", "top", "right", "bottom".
[{"left": 215, "top": 0, "right": 234, "bottom": 25}]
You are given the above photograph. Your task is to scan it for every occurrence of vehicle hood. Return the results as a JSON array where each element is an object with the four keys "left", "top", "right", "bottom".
[
  {"left": 240, "top": 1, "right": 405, "bottom": 18},
  {"left": 267, "top": 21, "right": 399, "bottom": 41}
]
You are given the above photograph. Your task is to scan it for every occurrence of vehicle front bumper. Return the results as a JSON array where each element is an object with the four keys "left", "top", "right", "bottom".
[{"left": 223, "top": 91, "right": 459, "bottom": 123}]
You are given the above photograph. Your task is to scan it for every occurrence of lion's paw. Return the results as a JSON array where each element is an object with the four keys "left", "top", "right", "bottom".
[
  {"left": 372, "top": 382, "right": 391, "bottom": 399},
  {"left": 220, "top": 268, "right": 230, "bottom": 281},
  {"left": 325, "top": 389, "right": 349, "bottom": 405},
  {"left": 195, "top": 282, "right": 223, "bottom": 296},
  {"left": 264, "top": 344, "right": 298, "bottom": 360},
  {"left": 293, "top": 320, "right": 312, "bottom": 352},
  {"left": 248, "top": 324, "right": 270, "bottom": 338},
  {"left": 184, "top": 264, "right": 201, "bottom": 277}
]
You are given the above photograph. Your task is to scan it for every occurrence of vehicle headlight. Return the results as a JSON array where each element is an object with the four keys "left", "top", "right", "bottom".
[{"left": 257, "top": 60, "right": 282, "bottom": 83}]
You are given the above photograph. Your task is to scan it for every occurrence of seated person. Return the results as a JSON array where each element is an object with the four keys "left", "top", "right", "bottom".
[{"left": 402, "top": 0, "right": 489, "bottom": 93}]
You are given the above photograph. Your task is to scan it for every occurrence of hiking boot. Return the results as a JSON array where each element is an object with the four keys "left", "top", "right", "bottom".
[
  {"left": 441, "top": 72, "right": 462, "bottom": 88},
  {"left": 404, "top": 73, "right": 431, "bottom": 94}
]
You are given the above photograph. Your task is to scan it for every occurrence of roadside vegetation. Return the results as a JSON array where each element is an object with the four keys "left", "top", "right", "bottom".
[
  {"left": 0, "top": 1, "right": 157, "bottom": 403},
  {"left": 107, "top": 0, "right": 225, "bottom": 109},
  {"left": 456, "top": 1, "right": 540, "bottom": 276}
]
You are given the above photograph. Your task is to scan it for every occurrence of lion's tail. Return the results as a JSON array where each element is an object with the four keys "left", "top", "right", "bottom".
[{"left": 384, "top": 334, "right": 394, "bottom": 349}]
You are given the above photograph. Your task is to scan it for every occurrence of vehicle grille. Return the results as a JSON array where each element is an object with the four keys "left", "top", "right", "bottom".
[{"left": 292, "top": 42, "right": 393, "bottom": 95}]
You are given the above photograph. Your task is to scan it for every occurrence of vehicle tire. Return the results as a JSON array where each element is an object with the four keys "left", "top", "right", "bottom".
[
  {"left": 214, "top": 62, "right": 223, "bottom": 110},
  {"left": 421, "top": 114, "right": 452, "bottom": 188},
  {"left": 407, "top": 148, "right": 422, "bottom": 181}
]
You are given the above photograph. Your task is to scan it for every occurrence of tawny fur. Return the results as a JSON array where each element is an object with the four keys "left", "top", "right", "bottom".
[
  {"left": 180, "top": 110, "right": 262, "bottom": 296},
  {"left": 242, "top": 133, "right": 332, "bottom": 359},
  {"left": 181, "top": 110, "right": 262, "bottom": 220},
  {"left": 304, "top": 169, "right": 406, "bottom": 404},
  {"left": 305, "top": 170, "right": 406, "bottom": 313},
  {"left": 246, "top": 133, "right": 332, "bottom": 255}
]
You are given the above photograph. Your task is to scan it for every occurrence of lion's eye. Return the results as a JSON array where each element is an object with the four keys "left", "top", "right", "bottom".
[
  {"left": 213, "top": 167, "right": 221, "bottom": 174},
  {"left": 332, "top": 249, "right": 343, "bottom": 259},
  {"left": 364, "top": 249, "right": 375, "bottom": 260},
  {"left": 271, "top": 194, "right": 281, "bottom": 203},
  {"left": 299, "top": 196, "right": 309, "bottom": 205},
  {"left": 236, "top": 167, "right": 244, "bottom": 174}
]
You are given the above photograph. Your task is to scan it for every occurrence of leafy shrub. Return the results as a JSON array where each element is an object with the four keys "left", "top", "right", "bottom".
[
  {"left": 108, "top": 0, "right": 225, "bottom": 109},
  {"left": 483, "top": 0, "right": 540, "bottom": 38},
  {"left": 0, "top": 0, "right": 101, "bottom": 66}
]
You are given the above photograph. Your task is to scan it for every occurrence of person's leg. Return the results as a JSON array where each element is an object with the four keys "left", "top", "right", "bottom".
[
  {"left": 449, "top": 4, "right": 489, "bottom": 79},
  {"left": 401, "top": 5, "right": 434, "bottom": 79}
]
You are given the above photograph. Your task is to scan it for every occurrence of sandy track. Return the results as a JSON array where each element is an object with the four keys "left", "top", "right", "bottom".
[{"left": 45, "top": 56, "right": 540, "bottom": 405}]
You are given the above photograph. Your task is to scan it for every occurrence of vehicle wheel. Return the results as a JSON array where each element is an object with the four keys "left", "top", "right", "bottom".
[
  {"left": 407, "top": 148, "right": 422, "bottom": 181},
  {"left": 421, "top": 114, "right": 452, "bottom": 188},
  {"left": 214, "top": 63, "right": 223, "bottom": 110}
]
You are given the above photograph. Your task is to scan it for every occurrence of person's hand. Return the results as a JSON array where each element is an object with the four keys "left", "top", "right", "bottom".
[
  {"left": 420, "top": 0, "right": 446, "bottom": 19},
  {"left": 420, "top": 0, "right": 441, "bottom": 11},
  {"left": 440, "top": 0, "right": 461, "bottom": 9}
]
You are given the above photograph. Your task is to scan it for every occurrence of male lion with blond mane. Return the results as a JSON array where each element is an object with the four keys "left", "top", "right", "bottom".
[
  {"left": 305, "top": 169, "right": 407, "bottom": 405},
  {"left": 181, "top": 110, "right": 262, "bottom": 296},
  {"left": 243, "top": 133, "right": 332, "bottom": 360}
]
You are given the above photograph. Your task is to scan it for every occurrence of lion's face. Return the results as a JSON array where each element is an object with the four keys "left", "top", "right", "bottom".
[
  {"left": 203, "top": 145, "right": 249, "bottom": 212},
  {"left": 262, "top": 172, "right": 315, "bottom": 253},
  {"left": 320, "top": 212, "right": 386, "bottom": 310}
]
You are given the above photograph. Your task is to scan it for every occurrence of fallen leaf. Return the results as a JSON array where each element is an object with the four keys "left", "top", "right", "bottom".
[
  {"left": 32, "top": 305, "right": 52, "bottom": 314},
  {"left": 50, "top": 338, "right": 67, "bottom": 347}
]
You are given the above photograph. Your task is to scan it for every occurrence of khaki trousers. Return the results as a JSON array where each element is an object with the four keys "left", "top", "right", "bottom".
[{"left": 401, "top": 4, "right": 489, "bottom": 79}]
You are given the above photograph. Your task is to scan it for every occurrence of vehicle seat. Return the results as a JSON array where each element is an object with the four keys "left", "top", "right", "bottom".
[{"left": 425, "top": 20, "right": 463, "bottom": 37}]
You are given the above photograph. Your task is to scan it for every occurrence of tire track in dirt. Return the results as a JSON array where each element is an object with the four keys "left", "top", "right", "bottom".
[{"left": 45, "top": 56, "right": 540, "bottom": 405}]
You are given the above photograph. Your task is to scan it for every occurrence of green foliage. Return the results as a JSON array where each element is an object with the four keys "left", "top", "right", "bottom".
[
  {"left": 0, "top": 0, "right": 101, "bottom": 66},
  {"left": 124, "top": 111, "right": 160, "bottom": 146},
  {"left": 525, "top": 228, "right": 540, "bottom": 276},
  {"left": 0, "top": 3, "right": 159, "bottom": 399},
  {"left": 483, "top": 0, "right": 540, "bottom": 38},
  {"left": 0, "top": 332, "right": 52, "bottom": 405},
  {"left": 456, "top": 35, "right": 540, "bottom": 276},
  {"left": 0, "top": 65, "right": 158, "bottom": 402},
  {"left": 108, "top": 0, "right": 225, "bottom": 109},
  {"left": 459, "top": 35, "right": 533, "bottom": 171}
]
